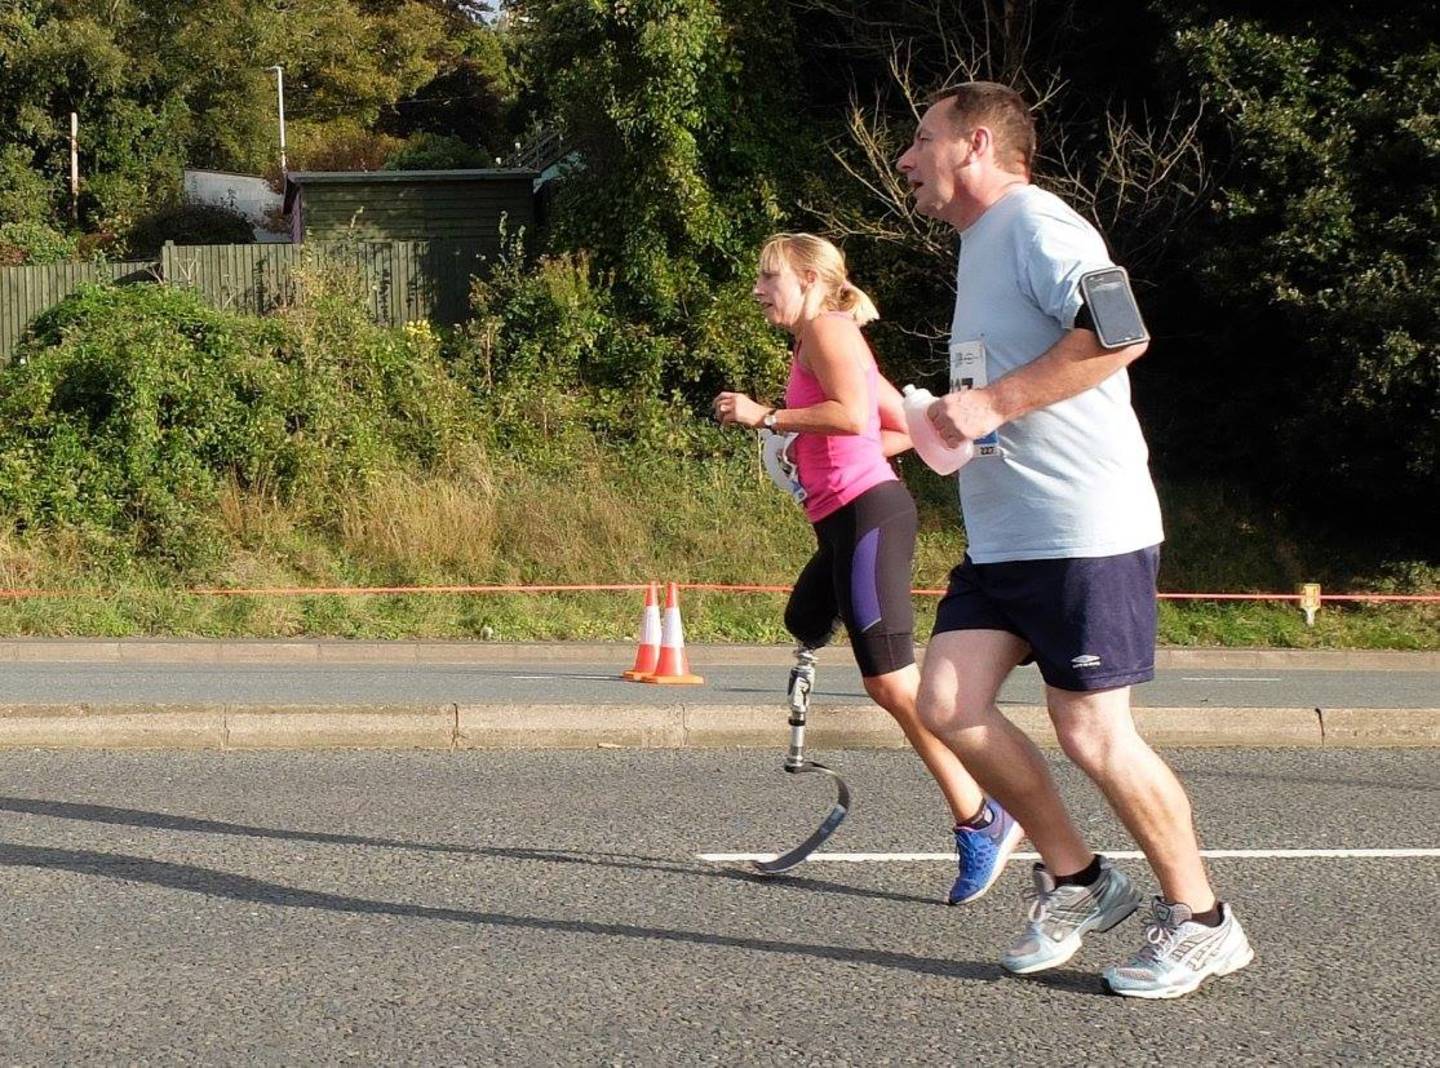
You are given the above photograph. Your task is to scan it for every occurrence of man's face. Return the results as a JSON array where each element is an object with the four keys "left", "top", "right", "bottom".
[{"left": 897, "top": 101, "right": 976, "bottom": 220}]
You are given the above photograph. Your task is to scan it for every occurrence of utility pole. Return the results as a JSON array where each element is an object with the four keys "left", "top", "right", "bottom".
[
  {"left": 266, "top": 65, "right": 288, "bottom": 174},
  {"left": 69, "top": 112, "right": 79, "bottom": 224}
]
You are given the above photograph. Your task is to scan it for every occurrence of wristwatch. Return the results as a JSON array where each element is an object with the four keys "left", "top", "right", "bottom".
[{"left": 761, "top": 408, "right": 779, "bottom": 430}]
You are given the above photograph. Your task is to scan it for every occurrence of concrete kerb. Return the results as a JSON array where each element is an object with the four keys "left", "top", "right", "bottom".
[
  {"left": 0, "top": 638, "right": 1433, "bottom": 749},
  {"left": 0, "top": 701, "right": 1435, "bottom": 750},
  {"left": 0, "top": 639, "right": 1435, "bottom": 671}
]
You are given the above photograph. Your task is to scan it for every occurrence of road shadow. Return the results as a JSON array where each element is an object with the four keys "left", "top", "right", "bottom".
[
  {"left": 0, "top": 795, "right": 937, "bottom": 907},
  {"left": 0, "top": 839, "right": 1101, "bottom": 994},
  {"left": 1181, "top": 767, "right": 1440, "bottom": 794}
]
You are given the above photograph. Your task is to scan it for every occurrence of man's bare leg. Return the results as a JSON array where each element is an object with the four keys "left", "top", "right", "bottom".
[
  {"left": 1047, "top": 685, "right": 1216, "bottom": 911},
  {"left": 917, "top": 630, "right": 1091, "bottom": 876}
]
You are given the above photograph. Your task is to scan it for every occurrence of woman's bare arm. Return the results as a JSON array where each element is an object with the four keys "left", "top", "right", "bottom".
[
  {"left": 714, "top": 315, "right": 871, "bottom": 434},
  {"left": 875, "top": 373, "right": 912, "bottom": 457}
]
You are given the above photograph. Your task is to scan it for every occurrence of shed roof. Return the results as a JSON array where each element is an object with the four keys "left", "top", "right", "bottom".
[{"left": 282, "top": 168, "right": 538, "bottom": 212}]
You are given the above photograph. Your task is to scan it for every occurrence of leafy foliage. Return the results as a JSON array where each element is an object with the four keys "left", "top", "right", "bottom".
[
  {"left": 0, "top": 0, "right": 510, "bottom": 234},
  {"left": 459, "top": 239, "right": 781, "bottom": 462},
  {"left": 382, "top": 25, "right": 520, "bottom": 157},
  {"left": 510, "top": 0, "right": 813, "bottom": 322},
  {"left": 385, "top": 132, "right": 494, "bottom": 170},
  {"left": 0, "top": 220, "right": 79, "bottom": 265},
  {"left": 0, "top": 280, "right": 471, "bottom": 568},
  {"left": 124, "top": 201, "right": 256, "bottom": 259},
  {"left": 1150, "top": 2, "right": 1439, "bottom": 537},
  {"left": 0, "top": 0, "right": 1435, "bottom": 567}
]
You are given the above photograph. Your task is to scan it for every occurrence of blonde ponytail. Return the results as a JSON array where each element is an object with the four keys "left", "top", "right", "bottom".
[
  {"left": 758, "top": 232, "right": 881, "bottom": 326},
  {"left": 836, "top": 281, "right": 880, "bottom": 327}
]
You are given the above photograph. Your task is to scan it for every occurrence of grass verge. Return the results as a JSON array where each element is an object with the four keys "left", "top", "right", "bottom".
[{"left": 0, "top": 463, "right": 1434, "bottom": 649}]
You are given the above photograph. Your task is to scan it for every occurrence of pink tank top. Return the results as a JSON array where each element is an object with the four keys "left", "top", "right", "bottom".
[{"left": 786, "top": 317, "right": 898, "bottom": 523}]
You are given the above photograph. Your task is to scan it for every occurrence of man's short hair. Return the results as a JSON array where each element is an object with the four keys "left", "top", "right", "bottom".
[{"left": 930, "top": 81, "right": 1035, "bottom": 175}]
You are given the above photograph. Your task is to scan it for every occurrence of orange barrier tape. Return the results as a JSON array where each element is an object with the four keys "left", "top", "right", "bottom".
[
  {"left": 679, "top": 584, "right": 1440, "bottom": 603},
  {"left": 0, "top": 583, "right": 649, "bottom": 600},
  {"left": 0, "top": 583, "right": 1435, "bottom": 602},
  {"left": 186, "top": 583, "right": 651, "bottom": 596}
]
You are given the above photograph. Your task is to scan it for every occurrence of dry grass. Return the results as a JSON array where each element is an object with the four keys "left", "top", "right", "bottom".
[
  {"left": 0, "top": 465, "right": 1433, "bottom": 647},
  {"left": 217, "top": 474, "right": 294, "bottom": 546},
  {"left": 338, "top": 469, "right": 502, "bottom": 579}
]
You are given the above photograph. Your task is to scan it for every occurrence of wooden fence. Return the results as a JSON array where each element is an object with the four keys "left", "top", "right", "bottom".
[
  {"left": 0, "top": 259, "right": 159, "bottom": 360},
  {"left": 0, "top": 238, "right": 491, "bottom": 361}
]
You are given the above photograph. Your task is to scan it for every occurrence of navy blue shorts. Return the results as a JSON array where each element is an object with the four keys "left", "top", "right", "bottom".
[
  {"left": 931, "top": 545, "right": 1160, "bottom": 692},
  {"left": 785, "top": 480, "right": 917, "bottom": 678}
]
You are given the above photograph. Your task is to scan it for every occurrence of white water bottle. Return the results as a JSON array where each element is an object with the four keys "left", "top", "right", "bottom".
[{"left": 902, "top": 385, "right": 974, "bottom": 475}]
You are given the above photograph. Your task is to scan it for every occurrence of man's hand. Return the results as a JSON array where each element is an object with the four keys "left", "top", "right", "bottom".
[
  {"left": 929, "top": 388, "right": 1004, "bottom": 446},
  {"left": 713, "top": 391, "right": 768, "bottom": 428}
]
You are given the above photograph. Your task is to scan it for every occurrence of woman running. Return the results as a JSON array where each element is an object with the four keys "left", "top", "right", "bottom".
[{"left": 713, "top": 232, "right": 1022, "bottom": 904}]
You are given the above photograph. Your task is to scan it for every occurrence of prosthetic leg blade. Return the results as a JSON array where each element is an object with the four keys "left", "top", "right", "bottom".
[
  {"left": 751, "top": 761, "right": 851, "bottom": 875},
  {"left": 752, "top": 644, "right": 852, "bottom": 875}
]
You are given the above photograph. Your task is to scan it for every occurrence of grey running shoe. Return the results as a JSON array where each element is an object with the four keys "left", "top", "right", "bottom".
[
  {"left": 1001, "top": 857, "right": 1141, "bottom": 974},
  {"left": 1103, "top": 898, "right": 1254, "bottom": 999}
]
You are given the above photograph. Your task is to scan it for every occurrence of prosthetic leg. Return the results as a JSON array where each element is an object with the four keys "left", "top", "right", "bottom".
[{"left": 752, "top": 644, "right": 852, "bottom": 875}]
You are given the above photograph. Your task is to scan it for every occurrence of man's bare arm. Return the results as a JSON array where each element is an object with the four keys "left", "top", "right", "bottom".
[{"left": 930, "top": 329, "right": 1148, "bottom": 443}]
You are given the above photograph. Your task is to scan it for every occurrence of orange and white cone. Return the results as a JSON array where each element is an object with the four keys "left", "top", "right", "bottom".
[
  {"left": 622, "top": 582, "right": 662, "bottom": 681},
  {"left": 642, "top": 582, "right": 704, "bottom": 685}
]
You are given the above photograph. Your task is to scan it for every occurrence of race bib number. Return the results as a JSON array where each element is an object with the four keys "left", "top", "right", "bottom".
[
  {"left": 760, "top": 430, "right": 807, "bottom": 506},
  {"left": 948, "top": 338, "right": 1002, "bottom": 457}
]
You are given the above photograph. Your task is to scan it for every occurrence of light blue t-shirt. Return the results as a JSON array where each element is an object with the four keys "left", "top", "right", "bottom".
[{"left": 949, "top": 184, "right": 1163, "bottom": 563}]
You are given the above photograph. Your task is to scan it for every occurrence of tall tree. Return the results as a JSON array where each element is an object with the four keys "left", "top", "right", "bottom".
[
  {"left": 511, "top": 0, "right": 817, "bottom": 322},
  {"left": 1151, "top": 0, "right": 1439, "bottom": 537},
  {"left": 1, "top": 0, "right": 470, "bottom": 238},
  {"left": 382, "top": 23, "right": 519, "bottom": 156}
]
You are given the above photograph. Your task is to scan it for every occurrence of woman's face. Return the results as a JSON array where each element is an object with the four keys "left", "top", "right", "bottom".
[{"left": 752, "top": 255, "right": 812, "bottom": 332}]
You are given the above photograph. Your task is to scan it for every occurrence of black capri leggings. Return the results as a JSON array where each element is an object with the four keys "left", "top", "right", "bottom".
[{"left": 783, "top": 480, "right": 918, "bottom": 678}]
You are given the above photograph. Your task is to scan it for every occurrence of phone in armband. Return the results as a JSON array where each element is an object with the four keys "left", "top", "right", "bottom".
[{"left": 1078, "top": 266, "right": 1149, "bottom": 349}]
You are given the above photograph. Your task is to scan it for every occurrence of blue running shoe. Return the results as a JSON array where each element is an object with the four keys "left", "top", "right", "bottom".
[{"left": 948, "top": 800, "right": 1024, "bottom": 905}]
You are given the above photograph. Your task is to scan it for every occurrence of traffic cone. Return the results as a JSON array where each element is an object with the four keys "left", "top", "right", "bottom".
[
  {"left": 622, "top": 582, "right": 662, "bottom": 681},
  {"left": 643, "top": 582, "right": 704, "bottom": 685}
]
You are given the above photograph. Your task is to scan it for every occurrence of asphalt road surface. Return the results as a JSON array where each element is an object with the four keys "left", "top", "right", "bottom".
[
  {"left": 1, "top": 748, "right": 1436, "bottom": 1063},
  {"left": 0, "top": 660, "right": 1434, "bottom": 707}
]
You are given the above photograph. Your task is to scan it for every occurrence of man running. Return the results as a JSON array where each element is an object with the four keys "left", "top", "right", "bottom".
[{"left": 896, "top": 81, "right": 1252, "bottom": 998}]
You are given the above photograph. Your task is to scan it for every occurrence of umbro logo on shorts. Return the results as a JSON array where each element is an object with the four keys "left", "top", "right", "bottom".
[{"left": 1070, "top": 654, "right": 1103, "bottom": 669}]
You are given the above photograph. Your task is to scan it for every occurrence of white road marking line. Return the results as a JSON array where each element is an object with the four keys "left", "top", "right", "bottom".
[
  {"left": 510, "top": 673, "right": 620, "bottom": 681},
  {"left": 1180, "top": 676, "right": 1283, "bottom": 682},
  {"left": 696, "top": 848, "right": 1440, "bottom": 863}
]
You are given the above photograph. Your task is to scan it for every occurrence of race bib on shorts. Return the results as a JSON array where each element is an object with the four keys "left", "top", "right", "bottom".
[{"left": 949, "top": 338, "right": 1002, "bottom": 458}]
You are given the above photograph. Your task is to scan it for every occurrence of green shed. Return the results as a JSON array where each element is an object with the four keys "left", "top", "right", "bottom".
[
  {"left": 280, "top": 168, "right": 537, "bottom": 326},
  {"left": 281, "top": 169, "right": 537, "bottom": 250}
]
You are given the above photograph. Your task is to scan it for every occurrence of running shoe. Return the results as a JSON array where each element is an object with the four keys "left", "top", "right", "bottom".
[
  {"left": 947, "top": 800, "right": 1024, "bottom": 905},
  {"left": 1000, "top": 856, "right": 1140, "bottom": 974},
  {"left": 1102, "top": 898, "right": 1254, "bottom": 999}
]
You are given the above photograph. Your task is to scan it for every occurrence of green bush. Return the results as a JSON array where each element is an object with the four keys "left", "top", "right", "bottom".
[
  {"left": 461, "top": 249, "right": 685, "bottom": 463},
  {"left": 466, "top": 249, "right": 621, "bottom": 391},
  {"left": 0, "top": 279, "right": 473, "bottom": 570},
  {"left": 0, "top": 145, "right": 58, "bottom": 229},
  {"left": 459, "top": 242, "right": 785, "bottom": 464},
  {"left": 1153, "top": 5, "right": 1440, "bottom": 539},
  {"left": 518, "top": 0, "right": 811, "bottom": 326},
  {"left": 385, "top": 133, "right": 493, "bottom": 171},
  {"left": 686, "top": 278, "right": 790, "bottom": 401},
  {"left": 0, "top": 221, "right": 79, "bottom": 266},
  {"left": 124, "top": 201, "right": 256, "bottom": 259}
]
